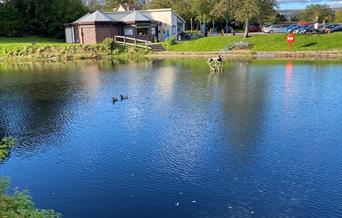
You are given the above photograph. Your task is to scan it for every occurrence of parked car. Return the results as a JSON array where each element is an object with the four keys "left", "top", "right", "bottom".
[
  {"left": 263, "top": 24, "right": 284, "bottom": 33},
  {"left": 326, "top": 24, "right": 342, "bottom": 33},
  {"left": 292, "top": 25, "right": 306, "bottom": 33},
  {"left": 294, "top": 25, "right": 310, "bottom": 33},
  {"left": 261, "top": 24, "right": 271, "bottom": 32},
  {"left": 248, "top": 25, "right": 261, "bottom": 32},
  {"left": 282, "top": 24, "right": 300, "bottom": 33},
  {"left": 299, "top": 25, "right": 314, "bottom": 34}
]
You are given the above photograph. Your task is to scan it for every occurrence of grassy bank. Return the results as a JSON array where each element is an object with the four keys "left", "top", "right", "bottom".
[
  {"left": 0, "top": 37, "right": 150, "bottom": 61},
  {"left": 163, "top": 33, "right": 342, "bottom": 52}
]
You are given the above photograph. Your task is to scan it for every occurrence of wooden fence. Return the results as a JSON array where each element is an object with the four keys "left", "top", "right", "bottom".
[{"left": 114, "top": 36, "right": 152, "bottom": 50}]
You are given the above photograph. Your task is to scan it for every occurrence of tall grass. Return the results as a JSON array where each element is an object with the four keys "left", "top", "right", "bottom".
[{"left": 0, "top": 37, "right": 150, "bottom": 61}]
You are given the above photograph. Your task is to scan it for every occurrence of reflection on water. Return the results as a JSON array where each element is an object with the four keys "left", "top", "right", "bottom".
[{"left": 0, "top": 59, "right": 341, "bottom": 218}]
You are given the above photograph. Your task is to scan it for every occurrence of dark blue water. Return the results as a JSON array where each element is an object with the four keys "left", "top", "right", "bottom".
[{"left": 0, "top": 59, "right": 341, "bottom": 218}]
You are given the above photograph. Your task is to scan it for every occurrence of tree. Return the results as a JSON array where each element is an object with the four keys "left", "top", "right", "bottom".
[
  {"left": 0, "top": 0, "right": 22, "bottom": 36},
  {"left": 210, "top": 0, "right": 234, "bottom": 24},
  {"left": 234, "top": 0, "right": 276, "bottom": 38},
  {"left": 232, "top": 0, "right": 276, "bottom": 38},
  {"left": 104, "top": 0, "right": 138, "bottom": 11},
  {"left": 145, "top": 0, "right": 196, "bottom": 29},
  {"left": 12, "top": 0, "right": 88, "bottom": 37},
  {"left": 88, "top": 0, "right": 102, "bottom": 12},
  {"left": 334, "top": 9, "right": 342, "bottom": 23},
  {"left": 191, "top": 0, "right": 218, "bottom": 27},
  {"left": 298, "top": 4, "right": 335, "bottom": 22},
  {"left": 264, "top": 12, "right": 286, "bottom": 24}
]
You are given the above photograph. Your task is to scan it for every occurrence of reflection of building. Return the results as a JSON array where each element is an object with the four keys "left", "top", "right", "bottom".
[{"left": 64, "top": 7, "right": 185, "bottom": 44}]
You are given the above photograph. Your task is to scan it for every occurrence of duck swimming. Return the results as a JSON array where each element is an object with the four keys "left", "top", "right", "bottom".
[
  {"left": 112, "top": 97, "right": 118, "bottom": 103},
  {"left": 120, "top": 95, "right": 128, "bottom": 100}
]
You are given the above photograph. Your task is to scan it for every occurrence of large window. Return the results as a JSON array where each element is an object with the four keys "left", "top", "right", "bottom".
[
  {"left": 124, "top": 27, "right": 134, "bottom": 36},
  {"left": 137, "top": 27, "right": 149, "bottom": 36}
]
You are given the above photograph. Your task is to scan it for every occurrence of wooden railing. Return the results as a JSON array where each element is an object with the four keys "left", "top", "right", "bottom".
[{"left": 114, "top": 36, "right": 152, "bottom": 50}]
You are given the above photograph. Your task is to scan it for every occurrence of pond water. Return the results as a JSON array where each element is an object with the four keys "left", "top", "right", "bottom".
[{"left": 0, "top": 59, "right": 341, "bottom": 218}]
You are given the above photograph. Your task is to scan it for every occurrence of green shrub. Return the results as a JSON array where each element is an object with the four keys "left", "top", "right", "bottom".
[
  {"left": 102, "top": 38, "right": 117, "bottom": 54},
  {"left": 0, "top": 136, "right": 16, "bottom": 159},
  {"left": 0, "top": 177, "right": 61, "bottom": 218},
  {"left": 165, "top": 37, "right": 176, "bottom": 46}
]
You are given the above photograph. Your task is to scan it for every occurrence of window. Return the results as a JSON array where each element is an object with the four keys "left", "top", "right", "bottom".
[
  {"left": 172, "top": 25, "right": 176, "bottom": 34},
  {"left": 137, "top": 27, "right": 149, "bottom": 36},
  {"left": 151, "top": 28, "right": 156, "bottom": 35},
  {"left": 124, "top": 27, "right": 133, "bottom": 36}
]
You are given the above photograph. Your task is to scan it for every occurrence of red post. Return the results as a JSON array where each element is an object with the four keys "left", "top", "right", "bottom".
[{"left": 287, "top": 33, "right": 295, "bottom": 50}]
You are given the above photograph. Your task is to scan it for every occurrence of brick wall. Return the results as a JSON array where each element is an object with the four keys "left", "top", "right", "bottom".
[
  {"left": 75, "top": 25, "right": 97, "bottom": 44},
  {"left": 74, "top": 24, "right": 122, "bottom": 44},
  {"left": 96, "top": 25, "right": 121, "bottom": 43}
]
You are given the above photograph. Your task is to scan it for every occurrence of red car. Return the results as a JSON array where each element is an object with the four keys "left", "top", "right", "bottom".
[{"left": 248, "top": 25, "right": 261, "bottom": 32}]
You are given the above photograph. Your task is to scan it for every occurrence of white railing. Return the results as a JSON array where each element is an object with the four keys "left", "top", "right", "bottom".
[{"left": 114, "top": 36, "right": 152, "bottom": 49}]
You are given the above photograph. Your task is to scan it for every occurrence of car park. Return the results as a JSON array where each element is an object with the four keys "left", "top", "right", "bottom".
[
  {"left": 299, "top": 25, "right": 314, "bottom": 34},
  {"left": 263, "top": 24, "right": 284, "bottom": 33},
  {"left": 282, "top": 24, "right": 300, "bottom": 33},
  {"left": 294, "top": 25, "right": 310, "bottom": 33},
  {"left": 326, "top": 24, "right": 342, "bottom": 33},
  {"left": 248, "top": 25, "right": 261, "bottom": 32}
]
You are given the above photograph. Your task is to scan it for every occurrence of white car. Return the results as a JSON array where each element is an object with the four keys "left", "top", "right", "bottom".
[{"left": 263, "top": 25, "right": 284, "bottom": 33}]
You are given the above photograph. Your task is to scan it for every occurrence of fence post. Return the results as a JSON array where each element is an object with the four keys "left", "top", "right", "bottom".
[{"left": 124, "top": 37, "right": 126, "bottom": 44}]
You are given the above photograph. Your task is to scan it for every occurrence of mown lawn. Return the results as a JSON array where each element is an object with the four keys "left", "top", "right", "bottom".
[{"left": 163, "top": 32, "right": 342, "bottom": 52}]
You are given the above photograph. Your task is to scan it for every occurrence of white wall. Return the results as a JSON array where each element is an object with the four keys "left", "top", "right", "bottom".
[
  {"left": 65, "top": 27, "right": 75, "bottom": 43},
  {"left": 143, "top": 9, "right": 184, "bottom": 41}
]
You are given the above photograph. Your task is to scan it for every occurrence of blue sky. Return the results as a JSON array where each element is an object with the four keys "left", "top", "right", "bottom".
[{"left": 278, "top": 0, "right": 342, "bottom": 9}]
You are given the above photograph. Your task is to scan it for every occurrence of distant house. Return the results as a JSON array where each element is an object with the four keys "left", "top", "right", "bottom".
[{"left": 64, "top": 8, "right": 185, "bottom": 44}]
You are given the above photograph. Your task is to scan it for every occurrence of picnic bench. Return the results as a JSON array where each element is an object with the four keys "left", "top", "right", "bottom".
[{"left": 232, "top": 41, "right": 252, "bottom": 49}]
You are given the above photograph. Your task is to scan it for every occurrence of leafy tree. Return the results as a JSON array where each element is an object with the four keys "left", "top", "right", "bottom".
[
  {"left": 0, "top": 0, "right": 22, "bottom": 36},
  {"left": 12, "top": 0, "right": 88, "bottom": 38},
  {"left": 210, "top": 0, "right": 234, "bottom": 24},
  {"left": 232, "top": 0, "right": 276, "bottom": 38},
  {"left": 104, "top": 0, "right": 138, "bottom": 11},
  {"left": 264, "top": 12, "right": 286, "bottom": 24},
  {"left": 88, "top": 0, "right": 102, "bottom": 12},
  {"left": 191, "top": 0, "right": 218, "bottom": 25},
  {"left": 298, "top": 4, "right": 335, "bottom": 22},
  {"left": 146, "top": 0, "right": 194, "bottom": 25},
  {"left": 334, "top": 9, "right": 342, "bottom": 23}
]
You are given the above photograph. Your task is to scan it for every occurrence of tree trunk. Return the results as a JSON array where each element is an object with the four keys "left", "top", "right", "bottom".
[{"left": 244, "top": 18, "right": 249, "bottom": 38}]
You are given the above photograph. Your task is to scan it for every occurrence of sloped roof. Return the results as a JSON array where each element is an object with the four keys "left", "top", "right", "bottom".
[
  {"left": 104, "top": 11, "right": 131, "bottom": 21},
  {"left": 71, "top": 8, "right": 185, "bottom": 25},
  {"left": 120, "top": 11, "right": 152, "bottom": 23},
  {"left": 73, "top": 13, "right": 91, "bottom": 23},
  {"left": 74, "top": 10, "right": 112, "bottom": 23}
]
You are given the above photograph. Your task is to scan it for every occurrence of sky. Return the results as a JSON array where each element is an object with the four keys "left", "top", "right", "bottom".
[{"left": 278, "top": 0, "right": 342, "bottom": 9}]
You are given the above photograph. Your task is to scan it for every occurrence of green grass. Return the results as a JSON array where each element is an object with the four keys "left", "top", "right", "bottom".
[{"left": 163, "top": 32, "right": 342, "bottom": 52}]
